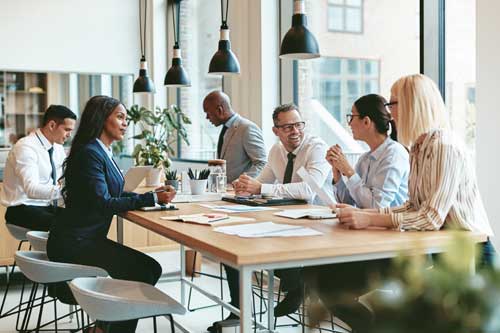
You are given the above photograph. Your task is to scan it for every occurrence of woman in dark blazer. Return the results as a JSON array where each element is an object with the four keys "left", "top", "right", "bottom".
[{"left": 47, "top": 95, "right": 176, "bottom": 333}]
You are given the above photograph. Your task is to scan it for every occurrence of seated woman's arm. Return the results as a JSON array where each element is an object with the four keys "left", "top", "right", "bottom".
[{"left": 79, "top": 148, "right": 155, "bottom": 212}]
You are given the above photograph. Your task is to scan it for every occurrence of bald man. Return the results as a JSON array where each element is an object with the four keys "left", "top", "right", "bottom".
[{"left": 203, "top": 91, "right": 267, "bottom": 182}]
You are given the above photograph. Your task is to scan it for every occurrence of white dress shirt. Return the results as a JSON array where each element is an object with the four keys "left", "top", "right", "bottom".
[
  {"left": 257, "top": 135, "right": 332, "bottom": 204},
  {"left": 1, "top": 130, "right": 65, "bottom": 207}
]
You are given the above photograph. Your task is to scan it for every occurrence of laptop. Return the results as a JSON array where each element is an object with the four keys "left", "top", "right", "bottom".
[{"left": 123, "top": 166, "right": 153, "bottom": 192}]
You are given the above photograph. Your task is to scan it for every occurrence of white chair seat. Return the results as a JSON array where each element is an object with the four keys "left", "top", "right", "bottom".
[
  {"left": 70, "top": 277, "right": 186, "bottom": 322},
  {"left": 26, "top": 231, "right": 49, "bottom": 252},
  {"left": 6, "top": 224, "right": 31, "bottom": 241},
  {"left": 15, "top": 251, "right": 108, "bottom": 284}
]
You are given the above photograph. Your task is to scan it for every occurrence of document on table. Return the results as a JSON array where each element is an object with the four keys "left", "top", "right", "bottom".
[
  {"left": 160, "top": 213, "right": 255, "bottom": 226},
  {"left": 213, "top": 222, "right": 323, "bottom": 238},
  {"left": 172, "top": 193, "right": 223, "bottom": 203},
  {"left": 274, "top": 208, "right": 337, "bottom": 219},
  {"left": 297, "top": 167, "right": 337, "bottom": 206},
  {"left": 198, "top": 204, "right": 277, "bottom": 213}
]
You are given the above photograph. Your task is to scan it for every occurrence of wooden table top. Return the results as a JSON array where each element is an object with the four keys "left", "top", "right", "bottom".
[{"left": 121, "top": 202, "right": 487, "bottom": 267}]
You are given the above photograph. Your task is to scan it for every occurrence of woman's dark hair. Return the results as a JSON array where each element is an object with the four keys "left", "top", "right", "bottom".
[
  {"left": 353, "top": 94, "right": 398, "bottom": 141},
  {"left": 60, "top": 95, "right": 122, "bottom": 201}
]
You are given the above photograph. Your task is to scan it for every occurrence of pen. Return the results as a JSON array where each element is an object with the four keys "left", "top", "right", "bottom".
[{"left": 208, "top": 216, "right": 230, "bottom": 223}]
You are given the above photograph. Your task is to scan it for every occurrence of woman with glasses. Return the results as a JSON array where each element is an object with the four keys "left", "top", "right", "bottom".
[
  {"left": 307, "top": 74, "right": 495, "bottom": 332},
  {"left": 327, "top": 94, "right": 409, "bottom": 208}
]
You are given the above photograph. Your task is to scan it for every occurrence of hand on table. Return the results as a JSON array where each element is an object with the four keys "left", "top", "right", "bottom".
[
  {"left": 233, "top": 174, "right": 262, "bottom": 195},
  {"left": 155, "top": 185, "right": 176, "bottom": 203}
]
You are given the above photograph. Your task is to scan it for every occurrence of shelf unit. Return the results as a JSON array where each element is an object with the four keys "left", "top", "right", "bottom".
[{"left": 0, "top": 71, "right": 48, "bottom": 148}]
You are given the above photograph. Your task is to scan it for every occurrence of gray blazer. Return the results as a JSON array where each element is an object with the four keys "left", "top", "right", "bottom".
[{"left": 220, "top": 115, "right": 267, "bottom": 182}]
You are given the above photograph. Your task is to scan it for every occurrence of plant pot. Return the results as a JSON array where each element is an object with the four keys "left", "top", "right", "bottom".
[
  {"left": 165, "top": 179, "right": 179, "bottom": 190},
  {"left": 145, "top": 167, "right": 162, "bottom": 187},
  {"left": 189, "top": 179, "right": 208, "bottom": 195}
]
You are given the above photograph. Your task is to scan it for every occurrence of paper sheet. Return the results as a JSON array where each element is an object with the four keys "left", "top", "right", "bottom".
[
  {"left": 213, "top": 222, "right": 323, "bottom": 238},
  {"left": 274, "top": 208, "right": 336, "bottom": 219},
  {"left": 160, "top": 214, "right": 255, "bottom": 226},
  {"left": 297, "top": 167, "right": 337, "bottom": 206},
  {"left": 198, "top": 204, "right": 276, "bottom": 213},
  {"left": 172, "top": 193, "right": 223, "bottom": 203}
]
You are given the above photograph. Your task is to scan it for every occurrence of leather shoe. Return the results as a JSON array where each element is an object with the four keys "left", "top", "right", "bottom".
[
  {"left": 207, "top": 313, "right": 239, "bottom": 332},
  {"left": 274, "top": 288, "right": 303, "bottom": 317}
]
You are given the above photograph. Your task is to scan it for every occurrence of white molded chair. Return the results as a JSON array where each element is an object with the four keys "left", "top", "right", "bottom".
[
  {"left": 70, "top": 277, "right": 186, "bottom": 332},
  {"left": 26, "top": 231, "right": 49, "bottom": 252},
  {"left": 15, "top": 251, "right": 108, "bottom": 332}
]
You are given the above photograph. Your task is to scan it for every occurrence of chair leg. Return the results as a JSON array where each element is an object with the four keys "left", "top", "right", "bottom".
[
  {"left": 53, "top": 297, "right": 58, "bottom": 332},
  {"left": 219, "top": 263, "right": 224, "bottom": 320},
  {"left": 21, "top": 282, "right": 39, "bottom": 331},
  {"left": 153, "top": 316, "right": 157, "bottom": 333},
  {"left": 0, "top": 240, "right": 23, "bottom": 318},
  {"left": 35, "top": 285, "right": 47, "bottom": 333},
  {"left": 167, "top": 314, "right": 175, "bottom": 333}
]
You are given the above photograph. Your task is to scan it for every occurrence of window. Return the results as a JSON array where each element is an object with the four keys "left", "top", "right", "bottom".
[
  {"left": 290, "top": 0, "right": 420, "bottom": 153},
  {"left": 313, "top": 58, "right": 379, "bottom": 127},
  {"left": 328, "top": 0, "right": 363, "bottom": 33},
  {"left": 174, "top": 0, "right": 223, "bottom": 161},
  {"left": 445, "top": 0, "right": 476, "bottom": 156}
]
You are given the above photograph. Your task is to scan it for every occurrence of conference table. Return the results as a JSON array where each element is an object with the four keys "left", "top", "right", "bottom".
[{"left": 116, "top": 201, "right": 487, "bottom": 333}]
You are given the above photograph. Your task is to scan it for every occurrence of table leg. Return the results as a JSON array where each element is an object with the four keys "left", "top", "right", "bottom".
[
  {"left": 180, "top": 245, "right": 186, "bottom": 307},
  {"left": 267, "top": 269, "right": 275, "bottom": 331},
  {"left": 116, "top": 216, "right": 123, "bottom": 244},
  {"left": 239, "top": 266, "right": 252, "bottom": 333}
]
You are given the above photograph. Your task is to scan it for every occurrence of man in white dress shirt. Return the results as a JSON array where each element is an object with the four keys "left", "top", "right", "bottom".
[
  {"left": 1, "top": 105, "right": 77, "bottom": 231},
  {"left": 230, "top": 104, "right": 332, "bottom": 317}
]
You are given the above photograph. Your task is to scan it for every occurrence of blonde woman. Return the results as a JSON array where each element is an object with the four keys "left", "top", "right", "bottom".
[{"left": 307, "top": 74, "right": 495, "bottom": 332}]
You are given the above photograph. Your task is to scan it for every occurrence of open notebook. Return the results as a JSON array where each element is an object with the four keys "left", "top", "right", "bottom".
[{"left": 160, "top": 213, "right": 255, "bottom": 226}]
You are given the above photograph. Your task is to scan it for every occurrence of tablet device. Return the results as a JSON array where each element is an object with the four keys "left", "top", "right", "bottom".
[{"left": 124, "top": 166, "right": 153, "bottom": 192}]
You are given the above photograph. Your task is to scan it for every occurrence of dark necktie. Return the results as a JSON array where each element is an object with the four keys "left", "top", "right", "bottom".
[
  {"left": 217, "top": 125, "right": 228, "bottom": 158},
  {"left": 283, "top": 152, "right": 296, "bottom": 184},
  {"left": 48, "top": 147, "right": 58, "bottom": 207}
]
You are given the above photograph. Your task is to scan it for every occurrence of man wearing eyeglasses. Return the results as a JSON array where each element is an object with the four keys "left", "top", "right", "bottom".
[
  {"left": 230, "top": 103, "right": 332, "bottom": 318},
  {"left": 235, "top": 103, "right": 332, "bottom": 203},
  {"left": 203, "top": 90, "right": 267, "bottom": 182}
]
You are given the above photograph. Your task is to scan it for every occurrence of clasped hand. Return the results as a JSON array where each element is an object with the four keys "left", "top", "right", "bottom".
[
  {"left": 331, "top": 203, "right": 372, "bottom": 229},
  {"left": 326, "top": 144, "right": 355, "bottom": 179},
  {"left": 154, "top": 185, "right": 176, "bottom": 203},
  {"left": 233, "top": 174, "right": 262, "bottom": 195}
]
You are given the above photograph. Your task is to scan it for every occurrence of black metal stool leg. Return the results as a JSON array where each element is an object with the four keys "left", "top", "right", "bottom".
[
  {"left": 168, "top": 314, "right": 175, "bottom": 333},
  {"left": 35, "top": 285, "right": 47, "bottom": 333},
  {"left": 153, "top": 316, "right": 157, "bottom": 333}
]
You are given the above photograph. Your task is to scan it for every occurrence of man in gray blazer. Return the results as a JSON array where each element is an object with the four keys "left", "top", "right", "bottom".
[{"left": 203, "top": 91, "right": 267, "bottom": 182}]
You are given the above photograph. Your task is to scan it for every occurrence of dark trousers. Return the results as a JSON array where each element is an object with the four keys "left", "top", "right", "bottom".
[
  {"left": 47, "top": 234, "right": 162, "bottom": 333},
  {"left": 223, "top": 264, "right": 303, "bottom": 308},
  {"left": 5, "top": 205, "right": 63, "bottom": 231}
]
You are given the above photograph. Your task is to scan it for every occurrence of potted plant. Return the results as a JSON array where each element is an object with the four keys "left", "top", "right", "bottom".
[
  {"left": 127, "top": 104, "right": 191, "bottom": 186},
  {"left": 164, "top": 169, "right": 179, "bottom": 190},
  {"left": 187, "top": 168, "right": 210, "bottom": 195}
]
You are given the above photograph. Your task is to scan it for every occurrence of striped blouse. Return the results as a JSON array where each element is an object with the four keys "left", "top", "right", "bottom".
[{"left": 380, "top": 129, "right": 493, "bottom": 236}]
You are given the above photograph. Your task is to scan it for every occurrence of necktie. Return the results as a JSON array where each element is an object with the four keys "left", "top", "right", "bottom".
[
  {"left": 48, "top": 147, "right": 58, "bottom": 207},
  {"left": 283, "top": 152, "right": 296, "bottom": 184},
  {"left": 217, "top": 125, "right": 228, "bottom": 158}
]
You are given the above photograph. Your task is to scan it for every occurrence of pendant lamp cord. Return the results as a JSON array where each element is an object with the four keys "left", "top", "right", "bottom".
[
  {"left": 139, "top": 0, "right": 147, "bottom": 58},
  {"left": 172, "top": 0, "right": 181, "bottom": 48},
  {"left": 220, "top": 0, "right": 229, "bottom": 29}
]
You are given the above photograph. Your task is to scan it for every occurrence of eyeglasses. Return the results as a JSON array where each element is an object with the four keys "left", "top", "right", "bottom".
[
  {"left": 274, "top": 121, "right": 306, "bottom": 132},
  {"left": 346, "top": 114, "right": 362, "bottom": 124},
  {"left": 384, "top": 101, "right": 398, "bottom": 109}
]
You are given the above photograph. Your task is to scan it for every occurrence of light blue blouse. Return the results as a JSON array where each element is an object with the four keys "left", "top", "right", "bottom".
[{"left": 334, "top": 137, "right": 409, "bottom": 208}]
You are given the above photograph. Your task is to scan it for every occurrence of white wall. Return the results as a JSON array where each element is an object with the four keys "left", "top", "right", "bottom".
[
  {"left": 476, "top": 0, "right": 500, "bottom": 249},
  {"left": 0, "top": 0, "right": 140, "bottom": 75}
]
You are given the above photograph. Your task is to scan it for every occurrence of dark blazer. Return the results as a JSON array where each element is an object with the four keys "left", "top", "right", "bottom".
[{"left": 50, "top": 139, "right": 154, "bottom": 240}]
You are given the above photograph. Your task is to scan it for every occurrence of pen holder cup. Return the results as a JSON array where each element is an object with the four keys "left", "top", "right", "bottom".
[{"left": 189, "top": 179, "right": 208, "bottom": 195}]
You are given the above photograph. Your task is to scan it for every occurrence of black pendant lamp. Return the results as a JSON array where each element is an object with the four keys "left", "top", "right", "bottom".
[
  {"left": 280, "top": 0, "right": 320, "bottom": 60},
  {"left": 164, "top": 0, "right": 190, "bottom": 87},
  {"left": 133, "top": 0, "right": 156, "bottom": 93},
  {"left": 208, "top": 0, "right": 240, "bottom": 75}
]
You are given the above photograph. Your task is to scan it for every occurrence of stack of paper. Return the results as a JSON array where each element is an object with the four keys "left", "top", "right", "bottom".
[
  {"left": 160, "top": 213, "right": 255, "bottom": 226},
  {"left": 274, "top": 208, "right": 337, "bottom": 219},
  {"left": 199, "top": 204, "right": 276, "bottom": 213},
  {"left": 213, "top": 222, "right": 323, "bottom": 238}
]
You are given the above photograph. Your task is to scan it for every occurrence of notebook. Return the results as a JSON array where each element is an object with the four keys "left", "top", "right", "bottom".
[
  {"left": 221, "top": 195, "right": 307, "bottom": 206},
  {"left": 160, "top": 213, "right": 255, "bottom": 226}
]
